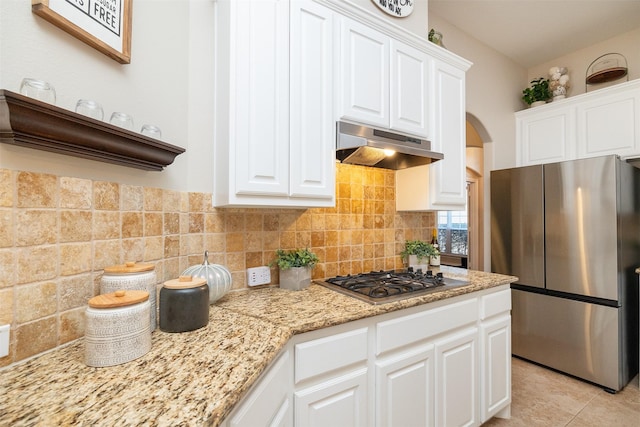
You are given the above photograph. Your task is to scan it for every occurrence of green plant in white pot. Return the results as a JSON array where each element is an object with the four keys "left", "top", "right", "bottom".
[
  {"left": 270, "top": 248, "right": 319, "bottom": 291},
  {"left": 521, "top": 77, "right": 552, "bottom": 107},
  {"left": 400, "top": 240, "right": 437, "bottom": 271}
]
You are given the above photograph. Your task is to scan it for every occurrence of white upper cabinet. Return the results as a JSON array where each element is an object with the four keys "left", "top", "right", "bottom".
[
  {"left": 338, "top": 17, "right": 430, "bottom": 138},
  {"left": 390, "top": 40, "right": 431, "bottom": 138},
  {"left": 396, "top": 59, "right": 467, "bottom": 211},
  {"left": 429, "top": 59, "right": 467, "bottom": 209},
  {"left": 515, "top": 104, "right": 576, "bottom": 166},
  {"left": 213, "top": 0, "right": 335, "bottom": 207},
  {"left": 576, "top": 85, "right": 640, "bottom": 159},
  {"left": 289, "top": 0, "right": 336, "bottom": 200},
  {"left": 338, "top": 17, "right": 389, "bottom": 129},
  {"left": 214, "top": 0, "right": 471, "bottom": 209},
  {"left": 515, "top": 79, "right": 640, "bottom": 167}
]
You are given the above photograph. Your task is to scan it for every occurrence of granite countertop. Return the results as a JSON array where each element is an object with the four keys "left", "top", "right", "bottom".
[{"left": 0, "top": 267, "right": 516, "bottom": 426}]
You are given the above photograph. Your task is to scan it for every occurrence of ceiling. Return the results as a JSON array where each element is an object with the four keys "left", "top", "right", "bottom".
[{"left": 428, "top": 0, "right": 640, "bottom": 69}]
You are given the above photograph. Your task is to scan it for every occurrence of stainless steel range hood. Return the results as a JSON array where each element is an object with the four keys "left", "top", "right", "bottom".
[{"left": 336, "top": 121, "right": 443, "bottom": 170}]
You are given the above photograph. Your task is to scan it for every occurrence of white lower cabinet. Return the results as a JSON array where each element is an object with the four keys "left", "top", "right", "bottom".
[
  {"left": 480, "top": 289, "right": 512, "bottom": 423},
  {"left": 294, "top": 368, "right": 369, "bottom": 427},
  {"left": 375, "top": 344, "right": 435, "bottom": 427},
  {"left": 226, "top": 350, "right": 293, "bottom": 427},
  {"left": 293, "top": 326, "right": 370, "bottom": 427},
  {"left": 435, "top": 327, "right": 479, "bottom": 427},
  {"left": 223, "top": 286, "right": 511, "bottom": 427},
  {"left": 480, "top": 315, "right": 511, "bottom": 421}
]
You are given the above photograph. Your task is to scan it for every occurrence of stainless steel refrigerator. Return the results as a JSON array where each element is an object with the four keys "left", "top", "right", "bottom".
[{"left": 491, "top": 155, "right": 639, "bottom": 392}]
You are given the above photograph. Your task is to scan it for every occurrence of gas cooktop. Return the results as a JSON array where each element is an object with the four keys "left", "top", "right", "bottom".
[{"left": 315, "top": 269, "right": 469, "bottom": 305}]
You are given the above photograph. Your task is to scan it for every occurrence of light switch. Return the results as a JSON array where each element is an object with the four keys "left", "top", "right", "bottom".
[{"left": 0, "top": 324, "right": 9, "bottom": 358}]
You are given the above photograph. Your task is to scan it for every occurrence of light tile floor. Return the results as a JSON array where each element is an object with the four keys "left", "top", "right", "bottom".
[{"left": 482, "top": 357, "right": 640, "bottom": 427}]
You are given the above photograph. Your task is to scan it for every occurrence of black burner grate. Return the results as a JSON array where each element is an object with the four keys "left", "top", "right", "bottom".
[{"left": 325, "top": 269, "right": 446, "bottom": 298}]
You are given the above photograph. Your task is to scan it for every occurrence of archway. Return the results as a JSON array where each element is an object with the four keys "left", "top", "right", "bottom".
[{"left": 465, "top": 113, "right": 491, "bottom": 271}]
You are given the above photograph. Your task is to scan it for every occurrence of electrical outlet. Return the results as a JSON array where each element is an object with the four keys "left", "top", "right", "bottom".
[
  {"left": 0, "top": 324, "right": 9, "bottom": 358},
  {"left": 247, "top": 266, "right": 271, "bottom": 287}
]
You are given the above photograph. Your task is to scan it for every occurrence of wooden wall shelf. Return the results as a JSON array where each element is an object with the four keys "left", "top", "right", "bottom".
[{"left": 0, "top": 90, "right": 185, "bottom": 171}]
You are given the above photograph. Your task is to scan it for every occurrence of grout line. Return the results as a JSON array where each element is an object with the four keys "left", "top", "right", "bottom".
[{"left": 560, "top": 385, "right": 602, "bottom": 427}]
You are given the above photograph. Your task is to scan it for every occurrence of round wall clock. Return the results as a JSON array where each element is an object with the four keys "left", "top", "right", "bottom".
[{"left": 371, "top": 0, "right": 414, "bottom": 18}]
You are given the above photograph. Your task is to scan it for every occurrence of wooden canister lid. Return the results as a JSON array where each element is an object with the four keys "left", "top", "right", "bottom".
[
  {"left": 103, "top": 261, "right": 155, "bottom": 274},
  {"left": 163, "top": 275, "right": 208, "bottom": 290},
  {"left": 89, "top": 290, "right": 149, "bottom": 308}
]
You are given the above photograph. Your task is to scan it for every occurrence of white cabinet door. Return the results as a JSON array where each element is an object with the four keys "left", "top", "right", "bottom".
[
  {"left": 576, "top": 88, "right": 640, "bottom": 159},
  {"left": 213, "top": 0, "right": 335, "bottom": 208},
  {"left": 480, "top": 315, "right": 511, "bottom": 423},
  {"left": 232, "top": 0, "right": 290, "bottom": 197},
  {"left": 429, "top": 59, "right": 467, "bottom": 210},
  {"left": 435, "top": 327, "right": 480, "bottom": 427},
  {"left": 295, "top": 368, "right": 369, "bottom": 427},
  {"left": 294, "top": 326, "right": 370, "bottom": 427},
  {"left": 515, "top": 106, "right": 575, "bottom": 166},
  {"left": 375, "top": 344, "right": 435, "bottom": 427},
  {"left": 289, "top": 0, "right": 335, "bottom": 200},
  {"left": 225, "top": 287, "right": 511, "bottom": 427},
  {"left": 514, "top": 80, "right": 640, "bottom": 167},
  {"left": 227, "top": 350, "right": 293, "bottom": 427},
  {"left": 338, "top": 19, "right": 429, "bottom": 139},
  {"left": 338, "top": 16, "right": 389, "bottom": 128},
  {"left": 396, "top": 59, "right": 466, "bottom": 211},
  {"left": 390, "top": 40, "right": 430, "bottom": 138}
]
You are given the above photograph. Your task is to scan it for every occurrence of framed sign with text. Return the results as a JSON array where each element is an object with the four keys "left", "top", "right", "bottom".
[
  {"left": 32, "top": 0, "right": 132, "bottom": 64},
  {"left": 371, "top": 0, "right": 414, "bottom": 18}
]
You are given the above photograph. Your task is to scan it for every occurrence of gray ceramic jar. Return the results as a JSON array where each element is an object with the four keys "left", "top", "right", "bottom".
[{"left": 159, "top": 276, "right": 209, "bottom": 333}]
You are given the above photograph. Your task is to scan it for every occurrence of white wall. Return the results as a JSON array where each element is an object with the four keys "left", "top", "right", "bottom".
[
  {"left": 527, "top": 27, "right": 640, "bottom": 98},
  {"left": 0, "top": 0, "right": 215, "bottom": 192},
  {"left": 427, "top": 14, "right": 526, "bottom": 171}
]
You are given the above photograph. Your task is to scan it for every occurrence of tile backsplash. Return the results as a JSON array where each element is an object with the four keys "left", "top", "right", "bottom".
[{"left": 0, "top": 163, "right": 435, "bottom": 367}]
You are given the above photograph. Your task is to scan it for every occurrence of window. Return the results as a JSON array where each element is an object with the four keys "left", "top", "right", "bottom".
[{"left": 437, "top": 209, "right": 468, "bottom": 255}]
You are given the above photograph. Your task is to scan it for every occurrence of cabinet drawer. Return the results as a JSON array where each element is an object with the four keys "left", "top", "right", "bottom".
[
  {"left": 480, "top": 289, "right": 511, "bottom": 320},
  {"left": 376, "top": 298, "right": 478, "bottom": 355},
  {"left": 295, "top": 327, "right": 368, "bottom": 384}
]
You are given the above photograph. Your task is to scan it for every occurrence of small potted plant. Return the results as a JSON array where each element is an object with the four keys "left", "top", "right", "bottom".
[
  {"left": 522, "top": 77, "right": 552, "bottom": 107},
  {"left": 400, "top": 240, "right": 437, "bottom": 271},
  {"left": 270, "top": 248, "right": 319, "bottom": 291}
]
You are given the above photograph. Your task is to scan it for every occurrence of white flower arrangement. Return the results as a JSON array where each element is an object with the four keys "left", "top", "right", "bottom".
[{"left": 548, "top": 66, "right": 570, "bottom": 99}]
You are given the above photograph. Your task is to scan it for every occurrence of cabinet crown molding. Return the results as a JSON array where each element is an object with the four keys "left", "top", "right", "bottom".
[
  {"left": 515, "top": 79, "right": 640, "bottom": 117},
  {"left": 317, "top": 0, "right": 472, "bottom": 71}
]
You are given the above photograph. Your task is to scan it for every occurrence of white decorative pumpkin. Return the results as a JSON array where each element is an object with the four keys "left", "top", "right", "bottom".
[{"left": 182, "top": 251, "right": 232, "bottom": 304}]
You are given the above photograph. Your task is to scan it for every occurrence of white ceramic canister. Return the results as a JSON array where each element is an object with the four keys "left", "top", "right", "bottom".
[
  {"left": 101, "top": 262, "right": 157, "bottom": 331},
  {"left": 85, "top": 290, "right": 152, "bottom": 367}
]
